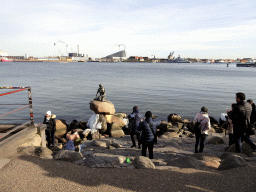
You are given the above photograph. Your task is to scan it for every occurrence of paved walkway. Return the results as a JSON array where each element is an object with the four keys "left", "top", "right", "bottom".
[{"left": 1, "top": 155, "right": 256, "bottom": 192}]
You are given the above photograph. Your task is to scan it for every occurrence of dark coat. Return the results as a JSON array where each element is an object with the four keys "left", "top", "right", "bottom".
[
  {"left": 137, "top": 117, "right": 160, "bottom": 144},
  {"left": 43, "top": 115, "right": 56, "bottom": 132},
  {"left": 128, "top": 108, "right": 144, "bottom": 134},
  {"left": 250, "top": 103, "right": 256, "bottom": 124},
  {"left": 230, "top": 100, "right": 252, "bottom": 135}
]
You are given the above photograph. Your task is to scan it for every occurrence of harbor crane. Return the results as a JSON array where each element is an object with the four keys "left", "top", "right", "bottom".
[{"left": 54, "top": 40, "right": 68, "bottom": 56}]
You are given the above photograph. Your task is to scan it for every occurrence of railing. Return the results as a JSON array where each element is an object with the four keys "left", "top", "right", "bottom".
[{"left": 0, "top": 87, "right": 34, "bottom": 126}]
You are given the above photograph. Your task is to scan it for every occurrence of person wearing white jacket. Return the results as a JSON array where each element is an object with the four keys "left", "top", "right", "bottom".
[{"left": 194, "top": 106, "right": 211, "bottom": 153}]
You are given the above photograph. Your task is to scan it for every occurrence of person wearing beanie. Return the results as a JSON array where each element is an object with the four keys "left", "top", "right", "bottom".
[
  {"left": 137, "top": 111, "right": 161, "bottom": 159},
  {"left": 43, "top": 110, "right": 56, "bottom": 148},
  {"left": 128, "top": 106, "right": 144, "bottom": 148},
  {"left": 194, "top": 106, "right": 211, "bottom": 153}
]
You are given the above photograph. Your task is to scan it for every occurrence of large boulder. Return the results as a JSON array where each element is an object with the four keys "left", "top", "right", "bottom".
[
  {"left": 112, "top": 116, "right": 126, "bottom": 129},
  {"left": 158, "top": 121, "right": 172, "bottom": 132},
  {"left": 133, "top": 156, "right": 156, "bottom": 169},
  {"left": 191, "top": 153, "right": 221, "bottom": 162},
  {"left": 159, "top": 132, "right": 179, "bottom": 139},
  {"left": 55, "top": 119, "right": 67, "bottom": 138},
  {"left": 220, "top": 152, "right": 249, "bottom": 160},
  {"left": 182, "top": 119, "right": 190, "bottom": 124},
  {"left": 35, "top": 147, "right": 53, "bottom": 157},
  {"left": 54, "top": 150, "right": 83, "bottom": 162},
  {"left": 89, "top": 99, "right": 115, "bottom": 115},
  {"left": 109, "top": 122, "right": 125, "bottom": 137},
  {"left": 17, "top": 146, "right": 52, "bottom": 157},
  {"left": 168, "top": 114, "right": 182, "bottom": 123},
  {"left": 115, "top": 113, "right": 127, "bottom": 119},
  {"left": 91, "top": 130, "right": 100, "bottom": 139},
  {"left": 98, "top": 114, "right": 108, "bottom": 133},
  {"left": 207, "top": 136, "right": 225, "bottom": 145},
  {"left": 111, "top": 129, "right": 125, "bottom": 138},
  {"left": 105, "top": 115, "right": 113, "bottom": 124},
  {"left": 21, "top": 133, "right": 42, "bottom": 147},
  {"left": 84, "top": 153, "right": 126, "bottom": 168},
  {"left": 226, "top": 143, "right": 254, "bottom": 157},
  {"left": 203, "top": 160, "right": 220, "bottom": 169},
  {"left": 77, "top": 121, "right": 87, "bottom": 129},
  {"left": 91, "top": 140, "right": 110, "bottom": 148},
  {"left": 167, "top": 156, "right": 206, "bottom": 169},
  {"left": 218, "top": 155, "right": 251, "bottom": 170}
]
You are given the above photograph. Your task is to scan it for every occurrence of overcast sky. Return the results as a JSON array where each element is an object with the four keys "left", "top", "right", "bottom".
[{"left": 1, "top": 0, "right": 256, "bottom": 59}]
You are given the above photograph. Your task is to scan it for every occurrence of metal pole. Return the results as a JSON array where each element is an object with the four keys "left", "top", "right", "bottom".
[{"left": 27, "top": 86, "right": 34, "bottom": 126}]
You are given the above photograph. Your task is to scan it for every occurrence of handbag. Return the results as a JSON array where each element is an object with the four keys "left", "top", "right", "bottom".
[{"left": 246, "top": 124, "right": 256, "bottom": 135}]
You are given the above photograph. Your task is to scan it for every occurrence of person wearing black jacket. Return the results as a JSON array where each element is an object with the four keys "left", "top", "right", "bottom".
[
  {"left": 137, "top": 111, "right": 161, "bottom": 159},
  {"left": 43, "top": 111, "right": 56, "bottom": 148},
  {"left": 230, "top": 92, "right": 256, "bottom": 153},
  {"left": 128, "top": 106, "right": 144, "bottom": 148}
]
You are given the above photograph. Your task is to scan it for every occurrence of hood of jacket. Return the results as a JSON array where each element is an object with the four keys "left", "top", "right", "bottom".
[
  {"left": 133, "top": 107, "right": 140, "bottom": 113},
  {"left": 50, "top": 114, "right": 56, "bottom": 119}
]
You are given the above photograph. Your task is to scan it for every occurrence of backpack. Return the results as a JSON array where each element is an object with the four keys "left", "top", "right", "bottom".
[
  {"left": 128, "top": 113, "right": 141, "bottom": 133},
  {"left": 193, "top": 120, "right": 203, "bottom": 134}
]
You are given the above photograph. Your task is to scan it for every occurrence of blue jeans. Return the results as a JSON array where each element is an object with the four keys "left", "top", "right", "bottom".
[
  {"left": 234, "top": 133, "right": 256, "bottom": 153},
  {"left": 195, "top": 134, "right": 207, "bottom": 153}
]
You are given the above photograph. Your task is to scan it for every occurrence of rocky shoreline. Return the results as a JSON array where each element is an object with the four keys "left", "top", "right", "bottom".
[{"left": 16, "top": 100, "right": 256, "bottom": 171}]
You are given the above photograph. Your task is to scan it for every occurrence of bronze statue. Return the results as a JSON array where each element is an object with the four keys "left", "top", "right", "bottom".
[{"left": 96, "top": 84, "right": 106, "bottom": 101}]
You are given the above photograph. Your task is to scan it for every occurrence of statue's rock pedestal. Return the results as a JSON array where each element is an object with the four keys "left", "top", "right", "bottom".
[{"left": 89, "top": 99, "right": 115, "bottom": 115}]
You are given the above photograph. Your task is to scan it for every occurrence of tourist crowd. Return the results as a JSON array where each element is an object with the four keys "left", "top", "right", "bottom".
[{"left": 43, "top": 91, "right": 256, "bottom": 159}]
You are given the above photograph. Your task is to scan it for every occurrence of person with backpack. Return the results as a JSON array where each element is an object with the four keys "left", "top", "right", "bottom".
[
  {"left": 137, "top": 111, "right": 161, "bottom": 159},
  {"left": 194, "top": 106, "right": 211, "bottom": 153},
  {"left": 128, "top": 106, "right": 144, "bottom": 148}
]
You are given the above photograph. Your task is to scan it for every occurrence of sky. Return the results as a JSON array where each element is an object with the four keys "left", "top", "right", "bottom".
[{"left": 1, "top": 0, "right": 256, "bottom": 59}]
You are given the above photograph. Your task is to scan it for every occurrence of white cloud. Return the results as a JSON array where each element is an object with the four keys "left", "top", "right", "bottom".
[{"left": 1, "top": 0, "right": 256, "bottom": 58}]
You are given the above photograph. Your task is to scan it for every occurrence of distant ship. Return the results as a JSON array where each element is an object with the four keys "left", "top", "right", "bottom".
[
  {"left": 166, "top": 51, "right": 190, "bottom": 63},
  {"left": 1, "top": 57, "right": 12, "bottom": 62}
]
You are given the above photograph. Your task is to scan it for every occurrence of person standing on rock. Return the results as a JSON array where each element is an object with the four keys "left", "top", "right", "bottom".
[
  {"left": 43, "top": 111, "right": 56, "bottom": 148},
  {"left": 230, "top": 92, "right": 256, "bottom": 153},
  {"left": 137, "top": 111, "right": 161, "bottom": 159},
  {"left": 96, "top": 84, "right": 106, "bottom": 101},
  {"left": 194, "top": 106, "right": 211, "bottom": 153},
  {"left": 128, "top": 106, "right": 144, "bottom": 148}
]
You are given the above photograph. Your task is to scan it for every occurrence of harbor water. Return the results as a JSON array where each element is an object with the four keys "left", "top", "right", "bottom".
[{"left": 1, "top": 62, "right": 255, "bottom": 124}]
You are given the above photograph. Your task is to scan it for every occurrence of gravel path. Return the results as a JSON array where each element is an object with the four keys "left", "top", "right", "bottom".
[{"left": 1, "top": 134, "right": 256, "bottom": 192}]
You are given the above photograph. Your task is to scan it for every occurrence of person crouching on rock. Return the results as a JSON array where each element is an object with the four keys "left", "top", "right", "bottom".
[
  {"left": 194, "top": 106, "right": 211, "bottom": 153},
  {"left": 137, "top": 111, "right": 161, "bottom": 159},
  {"left": 43, "top": 111, "right": 56, "bottom": 148},
  {"left": 128, "top": 106, "right": 144, "bottom": 148}
]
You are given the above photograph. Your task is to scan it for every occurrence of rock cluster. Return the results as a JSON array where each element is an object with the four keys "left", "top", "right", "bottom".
[
  {"left": 51, "top": 99, "right": 129, "bottom": 147},
  {"left": 19, "top": 110, "right": 256, "bottom": 171}
]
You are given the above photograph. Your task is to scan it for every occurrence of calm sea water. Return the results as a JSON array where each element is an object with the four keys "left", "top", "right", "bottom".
[{"left": 1, "top": 61, "right": 255, "bottom": 124}]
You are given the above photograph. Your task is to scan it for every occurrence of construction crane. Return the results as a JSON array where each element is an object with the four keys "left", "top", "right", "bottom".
[{"left": 54, "top": 40, "right": 68, "bottom": 56}]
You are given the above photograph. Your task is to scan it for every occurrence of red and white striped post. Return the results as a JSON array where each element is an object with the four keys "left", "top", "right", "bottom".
[{"left": 27, "top": 86, "right": 34, "bottom": 126}]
